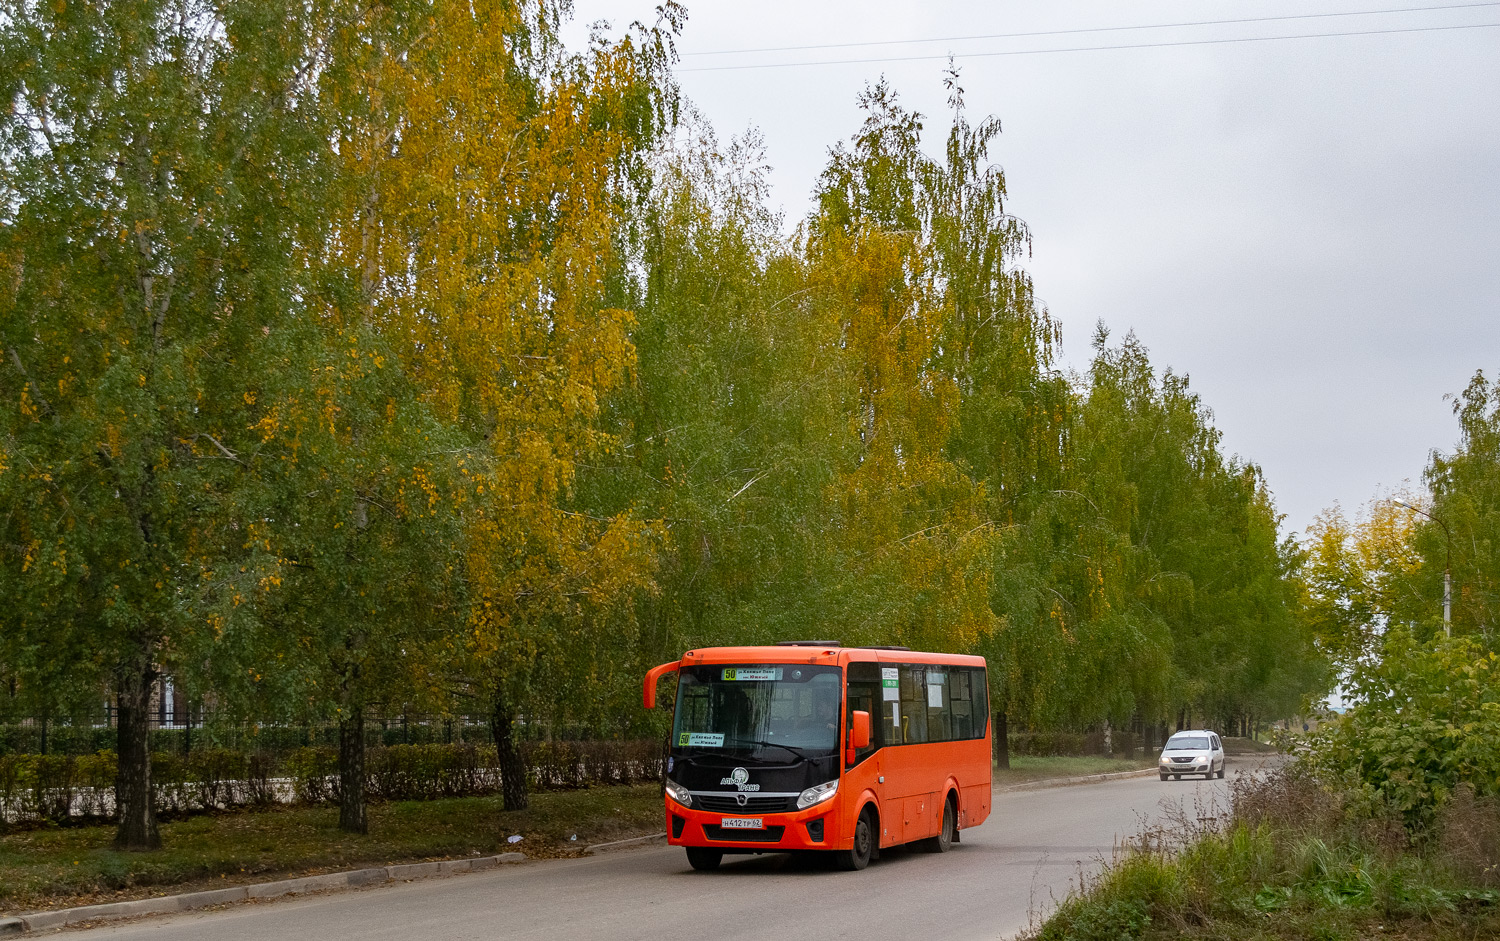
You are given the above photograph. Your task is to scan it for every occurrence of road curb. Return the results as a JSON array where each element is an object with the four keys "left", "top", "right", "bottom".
[
  {"left": 584, "top": 833, "right": 667, "bottom": 855},
  {"left": 4, "top": 853, "right": 525, "bottom": 933},
  {"left": 994, "top": 767, "right": 1160, "bottom": 792}
]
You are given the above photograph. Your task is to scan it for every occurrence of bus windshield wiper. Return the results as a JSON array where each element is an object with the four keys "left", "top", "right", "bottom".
[{"left": 731, "top": 739, "right": 814, "bottom": 761}]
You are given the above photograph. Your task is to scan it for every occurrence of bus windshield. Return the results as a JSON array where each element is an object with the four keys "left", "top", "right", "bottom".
[{"left": 672, "top": 664, "right": 842, "bottom": 761}]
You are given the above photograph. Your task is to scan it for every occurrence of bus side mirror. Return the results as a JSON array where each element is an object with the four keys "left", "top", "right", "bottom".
[
  {"left": 643, "top": 661, "right": 680, "bottom": 710},
  {"left": 851, "top": 710, "right": 871, "bottom": 750}
]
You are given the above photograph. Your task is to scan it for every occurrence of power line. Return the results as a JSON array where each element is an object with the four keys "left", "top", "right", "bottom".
[
  {"left": 679, "top": 21, "right": 1500, "bottom": 73},
  {"left": 682, "top": 2, "right": 1500, "bottom": 57}
]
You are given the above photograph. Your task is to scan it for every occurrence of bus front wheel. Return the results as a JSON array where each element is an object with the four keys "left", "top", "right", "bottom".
[
  {"left": 836, "top": 808, "right": 875, "bottom": 871},
  {"left": 685, "top": 847, "right": 722, "bottom": 871}
]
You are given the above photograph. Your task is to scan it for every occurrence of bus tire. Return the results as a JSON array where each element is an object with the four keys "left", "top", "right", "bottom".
[
  {"left": 921, "top": 797, "right": 956, "bottom": 853},
  {"left": 685, "top": 847, "right": 722, "bottom": 871},
  {"left": 835, "top": 807, "right": 875, "bottom": 871}
]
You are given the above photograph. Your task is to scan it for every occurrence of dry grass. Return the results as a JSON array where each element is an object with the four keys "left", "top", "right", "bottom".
[
  {"left": 1437, "top": 784, "right": 1500, "bottom": 889},
  {"left": 1026, "top": 763, "right": 1500, "bottom": 941}
]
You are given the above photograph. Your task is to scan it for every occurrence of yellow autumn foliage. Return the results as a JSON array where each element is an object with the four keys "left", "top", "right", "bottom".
[{"left": 321, "top": 0, "right": 667, "bottom": 689}]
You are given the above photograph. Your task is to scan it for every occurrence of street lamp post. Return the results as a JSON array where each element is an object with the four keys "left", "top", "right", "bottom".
[{"left": 1393, "top": 500, "right": 1451, "bottom": 638}]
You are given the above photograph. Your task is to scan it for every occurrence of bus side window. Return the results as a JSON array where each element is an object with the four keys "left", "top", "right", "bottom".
[
  {"left": 971, "top": 667, "right": 990, "bottom": 737},
  {"left": 950, "top": 669, "right": 973, "bottom": 740},
  {"left": 900, "top": 665, "right": 928, "bottom": 744},
  {"left": 926, "top": 668, "right": 951, "bottom": 743}
]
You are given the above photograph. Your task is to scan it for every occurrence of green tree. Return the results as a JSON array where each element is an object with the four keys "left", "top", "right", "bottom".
[
  {"left": 0, "top": 0, "right": 340, "bottom": 849},
  {"left": 590, "top": 114, "right": 851, "bottom": 658},
  {"left": 1419, "top": 369, "right": 1500, "bottom": 638}
]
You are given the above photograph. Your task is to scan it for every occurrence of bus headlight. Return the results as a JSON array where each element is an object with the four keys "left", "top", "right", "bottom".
[
  {"left": 796, "top": 780, "right": 838, "bottom": 810},
  {"left": 665, "top": 780, "right": 692, "bottom": 808}
]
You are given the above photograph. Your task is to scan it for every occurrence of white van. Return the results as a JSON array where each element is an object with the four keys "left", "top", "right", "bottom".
[{"left": 1158, "top": 730, "right": 1225, "bottom": 780}]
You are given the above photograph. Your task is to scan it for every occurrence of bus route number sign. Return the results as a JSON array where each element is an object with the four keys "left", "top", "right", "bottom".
[{"left": 722, "top": 668, "right": 781, "bottom": 682}]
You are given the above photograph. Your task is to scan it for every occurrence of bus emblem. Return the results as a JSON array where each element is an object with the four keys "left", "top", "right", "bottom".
[
  {"left": 719, "top": 767, "right": 758, "bottom": 790},
  {"left": 736, "top": 793, "right": 748, "bottom": 807}
]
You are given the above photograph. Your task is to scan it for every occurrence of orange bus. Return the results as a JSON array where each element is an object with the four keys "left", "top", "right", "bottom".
[{"left": 643, "top": 641, "right": 992, "bottom": 870}]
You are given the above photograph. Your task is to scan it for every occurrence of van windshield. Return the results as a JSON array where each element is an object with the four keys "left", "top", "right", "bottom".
[{"left": 1165, "top": 736, "right": 1210, "bottom": 750}]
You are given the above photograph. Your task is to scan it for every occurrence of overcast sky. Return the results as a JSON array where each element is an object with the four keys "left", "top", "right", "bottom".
[{"left": 563, "top": 0, "right": 1500, "bottom": 541}]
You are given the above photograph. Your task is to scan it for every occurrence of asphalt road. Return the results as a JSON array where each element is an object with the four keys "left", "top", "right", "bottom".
[{"left": 82, "top": 760, "right": 1277, "bottom": 941}]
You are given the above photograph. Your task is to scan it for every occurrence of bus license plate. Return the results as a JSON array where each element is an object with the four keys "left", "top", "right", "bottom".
[{"left": 721, "top": 817, "right": 763, "bottom": 830}]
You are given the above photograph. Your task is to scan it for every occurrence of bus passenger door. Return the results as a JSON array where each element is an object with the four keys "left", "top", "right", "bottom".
[{"left": 844, "top": 663, "right": 888, "bottom": 844}]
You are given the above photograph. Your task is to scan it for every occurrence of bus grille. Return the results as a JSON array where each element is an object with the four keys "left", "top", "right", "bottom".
[
  {"left": 694, "top": 794, "right": 795, "bottom": 813},
  {"left": 704, "top": 825, "right": 785, "bottom": 843}
]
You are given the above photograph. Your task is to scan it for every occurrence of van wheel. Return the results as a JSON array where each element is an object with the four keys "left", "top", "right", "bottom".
[
  {"left": 1159, "top": 772, "right": 1168, "bottom": 781},
  {"left": 1216, "top": 767, "right": 1226, "bottom": 779},
  {"left": 921, "top": 798, "right": 956, "bottom": 853},
  {"left": 835, "top": 808, "right": 875, "bottom": 871},
  {"left": 685, "top": 847, "right": 722, "bottom": 871}
]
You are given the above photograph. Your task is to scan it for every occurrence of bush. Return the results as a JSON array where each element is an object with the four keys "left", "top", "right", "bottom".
[
  {"left": 1009, "top": 732, "right": 1089, "bottom": 756},
  {"left": 1007, "top": 730, "right": 1143, "bottom": 757},
  {"left": 0, "top": 739, "right": 662, "bottom": 827},
  {"left": 1299, "top": 629, "right": 1500, "bottom": 829},
  {"left": 368, "top": 744, "right": 491, "bottom": 801},
  {"left": 284, "top": 746, "right": 339, "bottom": 805},
  {"left": 0, "top": 752, "right": 116, "bottom": 828}
]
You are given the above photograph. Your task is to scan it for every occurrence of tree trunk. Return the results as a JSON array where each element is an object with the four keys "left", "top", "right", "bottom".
[
  {"left": 491, "top": 698, "right": 528, "bottom": 811},
  {"left": 113, "top": 662, "right": 161, "bottom": 851},
  {"left": 993, "top": 710, "right": 1010, "bottom": 769},
  {"left": 338, "top": 705, "right": 367, "bottom": 834}
]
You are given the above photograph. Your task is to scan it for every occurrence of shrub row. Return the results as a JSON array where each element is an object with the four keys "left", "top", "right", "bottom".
[
  {"left": 0, "top": 740, "right": 663, "bottom": 829},
  {"left": 0, "top": 720, "right": 499, "bottom": 757},
  {"left": 1007, "top": 730, "right": 1142, "bottom": 757}
]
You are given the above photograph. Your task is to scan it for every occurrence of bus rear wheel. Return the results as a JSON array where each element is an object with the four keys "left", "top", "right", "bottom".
[
  {"left": 685, "top": 847, "right": 722, "bottom": 871},
  {"left": 921, "top": 797, "right": 956, "bottom": 853},
  {"left": 835, "top": 808, "right": 875, "bottom": 871}
]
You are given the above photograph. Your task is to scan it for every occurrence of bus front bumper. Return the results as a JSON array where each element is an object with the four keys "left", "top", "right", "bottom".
[{"left": 665, "top": 799, "right": 847, "bottom": 852}]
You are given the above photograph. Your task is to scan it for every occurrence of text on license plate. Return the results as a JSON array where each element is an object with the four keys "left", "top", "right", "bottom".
[{"left": 721, "top": 817, "right": 763, "bottom": 830}]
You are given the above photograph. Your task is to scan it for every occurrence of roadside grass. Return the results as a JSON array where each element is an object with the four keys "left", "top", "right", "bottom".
[
  {"left": 995, "top": 754, "right": 1157, "bottom": 786},
  {"left": 1025, "top": 767, "right": 1500, "bottom": 941},
  {"left": 0, "top": 784, "right": 663, "bottom": 914}
]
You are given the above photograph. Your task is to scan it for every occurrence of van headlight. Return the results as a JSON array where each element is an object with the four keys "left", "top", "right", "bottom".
[
  {"left": 665, "top": 779, "right": 692, "bottom": 807},
  {"left": 796, "top": 780, "right": 838, "bottom": 810}
]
